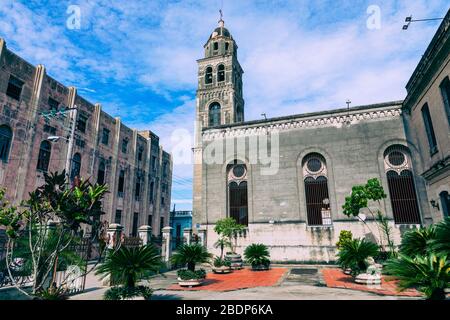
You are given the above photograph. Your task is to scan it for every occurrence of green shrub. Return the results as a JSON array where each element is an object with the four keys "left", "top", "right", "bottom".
[
  {"left": 104, "top": 286, "right": 153, "bottom": 300},
  {"left": 336, "top": 230, "right": 353, "bottom": 250},
  {"left": 384, "top": 253, "right": 449, "bottom": 300},
  {"left": 96, "top": 244, "right": 162, "bottom": 288},
  {"left": 177, "top": 269, "right": 207, "bottom": 280},
  {"left": 171, "top": 244, "right": 212, "bottom": 272},
  {"left": 336, "top": 238, "right": 379, "bottom": 275},
  {"left": 429, "top": 218, "right": 450, "bottom": 256},
  {"left": 244, "top": 243, "right": 270, "bottom": 267},
  {"left": 213, "top": 256, "right": 231, "bottom": 268},
  {"left": 399, "top": 226, "right": 435, "bottom": 257}
]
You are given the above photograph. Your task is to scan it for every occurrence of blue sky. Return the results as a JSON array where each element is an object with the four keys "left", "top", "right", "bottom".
[{"left": 0, "top": 0, "right": 448, "bottom": 210}]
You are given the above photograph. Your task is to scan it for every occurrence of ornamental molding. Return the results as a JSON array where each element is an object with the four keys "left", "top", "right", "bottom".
[{"left": 203, "top": 108, "right": 402, "bottom": 141}]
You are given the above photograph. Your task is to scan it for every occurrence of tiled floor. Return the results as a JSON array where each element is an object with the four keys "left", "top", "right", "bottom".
[
  {"left": 321, "top": 268, "right": 422, "bottom": 297},
  {"left": 167, "top": 267, "right": 288, "bottom": 292}
]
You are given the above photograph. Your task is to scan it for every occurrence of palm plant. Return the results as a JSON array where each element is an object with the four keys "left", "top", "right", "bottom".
[
  {"left": 170, "top": 243, "right": 212, "bottom": 272},
  {"left": 336, "top": 238, "right": 379, "bottom": 275},
  {"left": 429, "top": 218, "right": 450, "bottom": 256},
  {"left": 384, "top": 253, "right": 449, "bottom": 300},
  {"left": 399, "top": 225, "right": 436, "bottom": 257},
  {"left": 214, "top": 238, "right": 231, "bottom": 259},
  {"left": 244, "top": 243, "right": 270, "bottom": 269},
  {"left": 95, "top": 244, "right": 162, "bottom": 288}
]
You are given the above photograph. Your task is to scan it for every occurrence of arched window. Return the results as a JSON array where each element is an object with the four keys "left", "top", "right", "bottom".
[
  {"left": 205, "top": 67, "right": 213, "bottom": 84},
  {"left": 225, "top": 42, "right": 230, "bottom": 51},
  {"left": 439, "top": 191, "right": 449, "bottom": 218},
  {"left": 302, "top": 153, "right": 331, "bottom": 226},
  {"left": 97, "top": 161, "right": 106, "bottom": 185},
  {"left": 227, "top": 162, "right": 248, "bottom": 225},
  {"left": 209, "top": 102, "right": 221, "bottom": 127},
  {"left": 439, "top": 76, "right": 450, "bottom": 126},
  {"left": 70, "top": 153, "right": 81, "bottom": 181},
  {"left": 384, "top": 145, "right": 421, "bottom": 224},
  {"left": 218, "top": 64, "right": 225, "bottom": 82},
  {"left": 0, "top": 125, "right": 13, "bottom": 163},
  {"left": 36, "top": 140, "right": 51, "bottom": 172}
]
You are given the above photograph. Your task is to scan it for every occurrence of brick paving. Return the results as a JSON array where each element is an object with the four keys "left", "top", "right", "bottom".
[
  {"left": 322, "top": 268, "right": 422, "bottom": 297},
  {"left": 167, "top": 267, "right": 288, "bottom": 292}
]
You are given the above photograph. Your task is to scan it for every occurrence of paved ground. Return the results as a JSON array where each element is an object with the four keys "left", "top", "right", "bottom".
[{"left": 70, "top": 265, "right": 420, "bottom": 300}]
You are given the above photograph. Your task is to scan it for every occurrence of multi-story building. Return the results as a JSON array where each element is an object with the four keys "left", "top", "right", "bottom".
[
  {"left": 402, "top": 10, "right": 450, "bottom": 222},
  {"left": 0, "top": 38, "right": 173, "bottom": 237}
]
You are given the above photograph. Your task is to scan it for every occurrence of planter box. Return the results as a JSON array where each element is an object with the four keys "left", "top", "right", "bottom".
[
  {"left": 212, "top": 266, "right": 232, "bottom": 274},
  {"left": 177, "top": 278, "right": 203, "bottom": 287},
  {"left": 251, "top": 264, "right": 270, "bottom": 271}
]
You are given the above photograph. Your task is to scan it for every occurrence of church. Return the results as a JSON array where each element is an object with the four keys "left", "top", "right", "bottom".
[{"left": 192, "top": 17, "right": 448, "bottom": 262}]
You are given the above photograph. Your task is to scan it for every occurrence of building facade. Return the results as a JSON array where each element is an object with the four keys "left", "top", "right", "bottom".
[
  {"left": 192, "top": 19, "right": 439, "bottom": 262},
  {"left": 402, "top": 10, "right": 450, "bottom": 222},
  {"left": 170, "top": 210, "right": 193, "bottom": 249},
  {"left": 0, "top": 38, "right": 172, "bottom": 237}
]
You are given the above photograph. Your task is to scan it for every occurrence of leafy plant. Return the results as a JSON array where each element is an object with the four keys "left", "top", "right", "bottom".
[
  {"left": 214, "top": 238, "right": 231, "bottom": 259},
  {"left": 177, "top": 269, "right": 207, "bottom": 280},
  {"left": 336, "top": 230, "right": 353, "bottom": 250},
  {"left": 34, "top": 284, "right": 68, "bottom": 300},
  {"left": 429, "top": 218, "right": 450, "bottom": 256},
  {"left": 336, "top": 238, "right": 379, "bottom": 275},
  {"left": 170, "top": 244, "right": 212, "bottom": 272},
  {"left": 96, "top": 244, "right": 162, "bottom": 288},
  {"left": 214, "top": 218, "right": 246, "bottom": 254},
  {"left": 244, "top": 243, "right": 270, "bottom": 268},
  {"left": 103, "top": 286, "right": 153, "bottom": 300},
  {"left": 384, "top": 254, "right": 449, "bottom": 300},
  {"left": 0, "top": 172, "right": 108, "bottom": 298},
  {"left": 213, "top": 256, "right": 231, "bottom": 268},
  {"left": 342, "top": 178, "right": 393, "bottom": 253},
  {"left": 399, "top": 226, "right": 436, "bottom": 257}
]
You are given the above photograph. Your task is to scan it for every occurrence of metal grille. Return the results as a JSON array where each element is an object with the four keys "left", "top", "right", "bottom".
[
  {"left": 229, "top": 181, "right": 248, "bottom": 226},
  {"left": 387, "top": 170, "right": 421, "bottom": 224},
  {"left": 304, "top": 177, "right": 330, "bottom": 226},
  {"left": 121, "top": 236, "right": 143, "bottom": 249}
]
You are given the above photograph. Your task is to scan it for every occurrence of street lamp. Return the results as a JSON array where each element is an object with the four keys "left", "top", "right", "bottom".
[{"left": 403, "top": 15, "right": 445, "bottom": 30}]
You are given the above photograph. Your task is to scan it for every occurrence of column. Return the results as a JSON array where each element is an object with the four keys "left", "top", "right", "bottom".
[
  {"left": 138, "top": 225, "right": 152, "bottom": 246},
  {"left": 183, "top": 228, "right": 192, "bottom": 245},
  {"left": 161, "top": 226, "right": 173, "bottom": 264}
]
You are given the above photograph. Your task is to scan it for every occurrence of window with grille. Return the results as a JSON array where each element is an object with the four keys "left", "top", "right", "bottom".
[
  {"left": 132, "top": 212, "right": 139, "bottom": 237},
  {"left": 0, "top": 125, "right": 13, "bottom": 163},
  {"left": 36, "top": 141, "right": 51, "bottom": 172},
  {"left": 122, "top": 138, "right": 128, "bottom": 153},
  {"left": 209, "top": 102, "right": 221, "bottom": 127},
  {"left": 70, "top": 153, "right": 81, "bottom": 181},
  {"left": 384, "top": 145, "right": 421, "bottom": 224},
  {"left": 439, "top": 77, "right": 450, "bottom": 127},
  {"left": 6, "top": 75, "right": 23, "bottom": 100},
  {"left": 77, "top": 114, "right": 87, "bottom": 133},
  {"left": 302, "top": 153, "right": 332, "bottom": 226},
  {"left": 421, "top": 103, "right": 438, "bottom": 155},
  {"left": 48, "top": 97, "right": 59, "bottom": 111},
  {"left": 97, "top": 162, "right": 105, "bottom": 185},
  {"left": 101, "top": 128, "right": 110, "bottom": 145},
  {"left": 227, "top": 162, "right": 248, "bottom": 226},
  {"left": 118, "top": 169, "right": 125, "bottom": 197},
  {"left": 115, "top": 210, "right": 122, "bottom": 224}
]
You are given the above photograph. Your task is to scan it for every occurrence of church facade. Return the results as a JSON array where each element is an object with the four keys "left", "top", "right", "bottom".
[{"left": 192, "top": 19, "right": 445, "bottom": 262}]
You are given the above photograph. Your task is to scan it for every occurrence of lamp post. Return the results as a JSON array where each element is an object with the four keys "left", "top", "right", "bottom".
[{"left": 403, "top": 15, "right": 445, "bottom": 30}]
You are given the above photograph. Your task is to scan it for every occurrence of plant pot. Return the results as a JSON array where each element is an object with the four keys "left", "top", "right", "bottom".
[
  {"left": 212, "top": 266, "right": 232, "bottom": 274},
  {"left": 251, "top": 264, "right": 270, "bottom": 271},
  {"left": 177, "top": 278, "right": 203, "bottom": 287},
  {"left": 343, "top": 268, "right": 352, "bottom": 275},
  {"left": 225, "top": 253, "right": 243, "bottom": 269}
]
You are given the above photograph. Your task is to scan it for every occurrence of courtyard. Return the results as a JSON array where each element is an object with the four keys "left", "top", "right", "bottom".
[{"left": 67, "top": 265, "right": 421, "bottom": 300}]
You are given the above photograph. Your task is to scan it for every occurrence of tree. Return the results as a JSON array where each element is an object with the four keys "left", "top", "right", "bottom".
[
  {"left": 214, "top": 218, "right": 246, "bottom": 254},
  {"left": 0, "top": 171, "right": 108, "bottom": 298},
  {"left": 342, "top": 178, "right": 394, "bottom": 256},
  {"left": 170, "top": 243, "right": 212, "bottom": 271}
]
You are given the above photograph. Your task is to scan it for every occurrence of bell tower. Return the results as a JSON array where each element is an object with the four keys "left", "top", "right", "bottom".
[
  {"left": 193, "top": 16, "right": 245, "bottom": 230},
  {"left": 196, "top": 17, "right": 244, "bottom": 139}
]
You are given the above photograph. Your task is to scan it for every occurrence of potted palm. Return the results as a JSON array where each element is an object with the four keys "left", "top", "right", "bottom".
[
  {"left": 95, "top": 244, "right": 162, "bottom": 300},
  {"left": 214, "top": 218, "right": 246, "bottom": 269},
  {"left": 171, "top": 243, "right": 212, "bottom": 287},
  {"left": 336, "top": 238, "right": 379, "bottom": 277},
  {"left": 244, "top": 243, "right": 271, "bottom": 271},
  {"left": 211, "top": 256, "right": 232, "bottom": 274}
]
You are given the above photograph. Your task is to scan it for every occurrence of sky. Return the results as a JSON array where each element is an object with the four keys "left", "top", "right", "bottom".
[{"left": 0, "top": 0, "right": 448, "bottom": 210}]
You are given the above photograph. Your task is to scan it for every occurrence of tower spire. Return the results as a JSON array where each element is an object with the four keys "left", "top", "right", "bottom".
[{"left": 219, "top": 9, "right": 224, "bottom": 27}]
